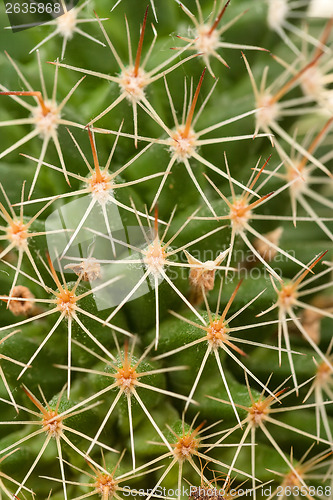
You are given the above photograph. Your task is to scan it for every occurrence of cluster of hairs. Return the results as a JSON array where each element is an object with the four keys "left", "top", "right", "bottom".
[{"left": 0, "top": 0, "right": 332, "bottom": 498}]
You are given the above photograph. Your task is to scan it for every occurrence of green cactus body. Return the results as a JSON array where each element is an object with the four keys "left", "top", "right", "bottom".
[{"left": 0, "top": 0, "right": 332, "bottom": 498}]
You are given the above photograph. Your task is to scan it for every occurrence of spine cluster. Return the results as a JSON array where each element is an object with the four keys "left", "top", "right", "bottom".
[{"left": 0, "top": 0, "right": 332, "bottom": 499}]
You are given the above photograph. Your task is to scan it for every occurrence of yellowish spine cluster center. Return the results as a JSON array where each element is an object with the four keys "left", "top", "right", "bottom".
[
  {"left": 7, "top": 220, "right": 28, "bottom": 248},
  {"left": 144, "top": 240, "right": 166, "bottom": 276},
  {"left": 257, "top": 93, "right": 280, "bottom": 130},
  {"left": 88, "top": 170, "right": 113, "bottom": 205},
  {"left": 249, "top": 401, "right": 269, "bottom": 427},
  {"left": 267, "top": 0, "right": 289, "bottom": 30},
  {"left": 56, "top": 289, "right": 77, "bottom": 317},
  {"left": 278, "top": 283, "right": 298, "bottom": 309},
  {"left": 173, "top": 434, "right": 199, "bottom": 462},
  {"left": 195, "top": 24, "right": 220, "bottom": 55},
  {"left": 207, "top": 320, "right": 229, "bottom": 349},
  {"left": 119, "top": 66, "right": 147, "bottom": 102},
  {"left": 57, "top": 9, "right": 78, "bottom": 39},
  {"left": 115, "top": 365, "right": 138, "bottom": 394},
  {"left": 95, "top": 474, "right": 117, "bottom": 498},
  {"left": 42, "top": 410, "right": 63, "bottom": 437},
  {"left": 229, "top": 199, "right": 251, "bottom": 232}
]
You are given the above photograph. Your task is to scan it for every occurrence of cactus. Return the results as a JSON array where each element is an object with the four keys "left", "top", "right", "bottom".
[{"left": 0, "top": 0, "right": 332, "bottom": 498}]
